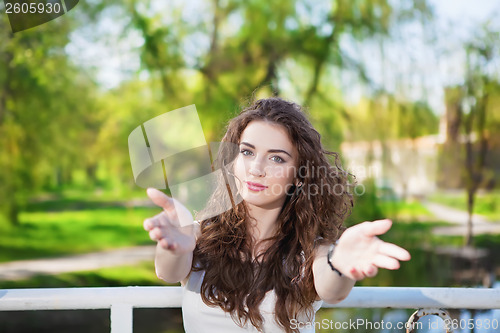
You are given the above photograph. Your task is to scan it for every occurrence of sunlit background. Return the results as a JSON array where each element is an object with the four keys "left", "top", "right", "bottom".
[{"left": 1, "top": 0, "right": 500, "bottom": 332}]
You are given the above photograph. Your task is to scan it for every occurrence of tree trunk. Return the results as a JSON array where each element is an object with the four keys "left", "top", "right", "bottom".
[
  {"left": 0, "top": 32, "right": 14, "bottom": 126},
  {"left": 465, "top": 188, "right": 474, "bottom": 246}
]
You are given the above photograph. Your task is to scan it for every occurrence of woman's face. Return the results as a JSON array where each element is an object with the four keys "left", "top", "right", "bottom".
[{"left": 233, "top": 120, "right": 299, "bottom": 210}]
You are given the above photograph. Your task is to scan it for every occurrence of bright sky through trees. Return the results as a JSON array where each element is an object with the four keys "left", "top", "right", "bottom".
[{"left": 63, "top": 0, "right": 500, "bottom": 116}]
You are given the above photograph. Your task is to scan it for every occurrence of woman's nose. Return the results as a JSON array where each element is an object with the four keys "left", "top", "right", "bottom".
[{"left": 249, "top": 159, "right": 266, "bottom": 177}]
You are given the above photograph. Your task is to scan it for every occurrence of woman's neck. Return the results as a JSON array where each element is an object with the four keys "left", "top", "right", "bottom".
[{"left": 246, "top": 203, "right": 281, "bottom": 244}]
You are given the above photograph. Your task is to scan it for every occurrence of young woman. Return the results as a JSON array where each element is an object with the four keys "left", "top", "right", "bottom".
[{"left": 143, "top": 97, "right": 411, "bottom": 332}]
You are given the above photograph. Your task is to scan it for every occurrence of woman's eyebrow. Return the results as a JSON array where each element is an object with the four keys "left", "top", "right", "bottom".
[{"left": 240, "top": 142, "right": 292, "bottom": 158}]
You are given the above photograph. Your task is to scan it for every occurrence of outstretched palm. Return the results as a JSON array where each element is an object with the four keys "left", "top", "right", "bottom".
[
  {"left": 332, "top": 219, "right": 411, "bottom": 280},
  {"left": 143, "top": 188, "right": 197, "bottom": 255}
]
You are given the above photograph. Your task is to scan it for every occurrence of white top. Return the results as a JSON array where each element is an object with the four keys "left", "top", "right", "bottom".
[{"left": 182, "top": 269, "right": 323, "bottom": 332}]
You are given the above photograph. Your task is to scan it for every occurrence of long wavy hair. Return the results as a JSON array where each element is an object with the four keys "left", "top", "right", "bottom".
[{"left": 192, "top": 97, "right": 354, "bottom": 332}]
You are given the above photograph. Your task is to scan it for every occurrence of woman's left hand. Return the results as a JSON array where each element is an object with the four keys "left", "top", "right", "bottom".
[{"left": 330, "top": 219, "right": 411, "bottom": 280}]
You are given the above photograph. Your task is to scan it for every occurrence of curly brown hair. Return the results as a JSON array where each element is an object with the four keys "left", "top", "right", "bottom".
[{"left": 192, "top": 97, "right": 354, "bottom": 332}]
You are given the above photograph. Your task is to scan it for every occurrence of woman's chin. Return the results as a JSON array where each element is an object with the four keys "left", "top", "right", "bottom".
[{"left": 241, "top": 194, "right": 286, "bottom": 210}]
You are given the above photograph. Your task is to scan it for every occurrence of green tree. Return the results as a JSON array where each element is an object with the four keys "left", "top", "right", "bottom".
[
  {"left": 123, "top": 0, "right": 432, "bottom": 141},
  {"left": 461, "top": 26, "right": 500, "bottom": 245},
  {"left": 0, "top": 13, "right": 99, "bottom": 225},
  {"left": 0, "top": 0, "right": 435, "bottom": 225}
]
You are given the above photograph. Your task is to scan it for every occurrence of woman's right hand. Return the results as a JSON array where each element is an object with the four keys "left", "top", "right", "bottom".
[{"left": 143, "top": 188, "right": 197, "bottom": 256}]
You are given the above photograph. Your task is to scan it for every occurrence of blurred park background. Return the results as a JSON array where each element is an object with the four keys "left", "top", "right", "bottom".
[{"left": 1, "top": 0, "right": 500, "bottom": 332}]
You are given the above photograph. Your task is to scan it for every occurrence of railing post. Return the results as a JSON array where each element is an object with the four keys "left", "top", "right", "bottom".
[
  {"left": 406, "top": 308, "right": 453, "bottom": 333},
  {"left": 110, "top": 303, "right": 133, "bottom": 333}
]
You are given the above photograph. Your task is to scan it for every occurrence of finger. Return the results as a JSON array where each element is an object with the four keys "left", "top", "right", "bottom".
[
  {"left": 144, "top": 217, "right": 158, "bottom": 231},
  {"left": 149, "top": 227, "right": 163, "bottom": 242},
  {"left": 349, "top": 267, "right": 365, "bottom": 281},
  {"left": 147, "top": 188, "right": 174, "bottom": 211},
  {"left": 361, "top": 219, "right": 392, "bottom": 237},
  {"left": 372, "top": 254, "right": 401, "bottom": 270},
  {"left": 159, "top": 238, "right": 177, "bottom": 251},
  {"left": 144, "top": 218, "right": 153, "bottom": 231},
  {"left": 362, "top": 264, "right": 378, "bottom": 278},
  {"left": 378, "top": 242, "right": 411, "bottom": 261},
  {"left": 143, "top": 212, "right": 164, "bottom": 231}
]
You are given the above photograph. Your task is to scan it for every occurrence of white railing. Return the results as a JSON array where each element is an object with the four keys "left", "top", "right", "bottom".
[{"left": 1, "top": 287, "right": 500, "bottom": 332}]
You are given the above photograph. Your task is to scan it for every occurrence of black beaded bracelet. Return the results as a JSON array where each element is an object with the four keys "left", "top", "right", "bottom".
[{"left": 327, "top": 244, "right": 343, "bottom": 277}]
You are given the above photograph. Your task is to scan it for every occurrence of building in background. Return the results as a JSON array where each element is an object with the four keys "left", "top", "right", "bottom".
[{"left": 341, "top": 96, "right": 500, "bottom": 199}]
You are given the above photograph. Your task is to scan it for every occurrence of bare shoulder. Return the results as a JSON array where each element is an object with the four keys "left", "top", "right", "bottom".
[{"left": 180, "top": 269, "right": 193, "bottom": 287}]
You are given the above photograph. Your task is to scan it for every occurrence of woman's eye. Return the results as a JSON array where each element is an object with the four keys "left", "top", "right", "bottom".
[
  {"left": 271, "top": 156, "right": 285, "bottom": 163},
  {"left": 240, "top": 149, "right": 253, "bottom": 156}
]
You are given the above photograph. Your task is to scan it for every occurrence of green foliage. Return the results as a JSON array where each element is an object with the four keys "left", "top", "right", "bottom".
[
  {"left": 0, "top": 0, "right": 435, "bottom": 227},
  {"left": 345, "top": 94, "right": 440, "bottom": 142},
  {"left": 378, "top": 199, "right": 433, "bottom": 221},
  {"left": 397, "top": 100, "right": 440, "bottom": 139},
  {"left": 345, "top": 178, "right": 385, "bottom": 226},
  {"left": 429, "top": 190, "right": 500, "bottom": 221},
  {"left": 457, "top": 24, "right": 500, "bottom": 244},
  {"left": 0, "top": 197, "right": 158, "bottom": 262},
  {"left": 345, "top": 178, "right": 433, "bottom": 226},
  {"left": 0, "top": 11, "right": 101, "bottom": 224}
]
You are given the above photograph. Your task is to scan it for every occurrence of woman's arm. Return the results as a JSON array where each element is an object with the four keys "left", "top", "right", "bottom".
[
  {"left": 153, "top": 241, "right": 194, "bottom": 284},
  {"left": 312, "top": 243, "right": 356, "bottom": 304},
  {"left": 313, "top": 219, "right": 411, "bottom": 304},
  {"left": 143, "top": 188, "right": 199, "bottom": 284}
]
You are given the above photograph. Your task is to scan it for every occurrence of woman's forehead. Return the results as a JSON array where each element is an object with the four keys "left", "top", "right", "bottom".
[{"left": 240, "top": 120, "right": 295, "bottom": 151}]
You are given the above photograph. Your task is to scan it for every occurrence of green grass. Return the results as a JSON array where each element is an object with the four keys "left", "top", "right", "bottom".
[
  {"left": 429, "top": 190, "right": 500, "bottom": 221},
  {"left": 0, "top": 196, "right": 160, "bottom": 262},
  {"left": 0, "top": 261, "right": 173, "bottom": 289},
  {"left": 346, "top": 186, "right": 433, "bottom": 226},
  {"left": 379, "top": 200, "right": 433, "bottom": 221}
]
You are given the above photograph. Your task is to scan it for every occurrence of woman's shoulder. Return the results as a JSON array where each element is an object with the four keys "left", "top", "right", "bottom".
[{"left": 181, "top": 265, "right": 204, "bottom": 288}]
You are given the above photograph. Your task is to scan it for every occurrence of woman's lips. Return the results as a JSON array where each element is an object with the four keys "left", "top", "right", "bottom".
[{"left": 246, "top": 181, "right": 268, "bottom": 192}]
